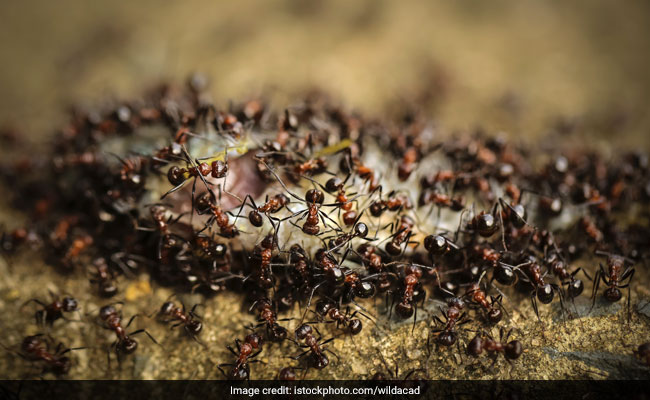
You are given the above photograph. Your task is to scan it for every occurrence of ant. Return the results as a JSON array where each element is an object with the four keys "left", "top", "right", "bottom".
[
  {"left": 467, "top": 328, "right": 523, "bottom": 365},
  {"left": 464, "top": 278, "right": 506, "bottom": 324},
  {"left": 392, "top": 264, "right": 427, "bottom": 331},
  {"left": 323, "top": 176, "right": 359, "bottom": 226},
  {"left": 385, "top": 215, "right": 416, "bottom": 256},
  {"left": 21, "top": 294, "right": 79, "bottom": 327},
  {"left": 545, "top": 245, "right": 585, "bottom": 300},
  {"left": 424, "top": 234, "right": 460, "bottom": 259},
  {"left": 371, "top": 351, "right": 428, "bottom": 383},
  {"left": 397, "top": 147, "right": 418, "bottom": 181},
  {"left": 311, "top": 298, "right": 372, "bottom": 335},
  {"left": 590, "top": 252, "right": 635, "bottom": 320},
  {"left": 277, "top": 366, "right": 300, "bottom": 380},
  {"left": 163, "top": 148, "right": 227, "bottom": 198},
  {"left": 429, "top": 297, "right": 470, "bottom": 348},
  {"left": 339, "top": 148, "right": 380, "bottom": 191},
  {"left": 369, "top": 192, "right": 413, "bottom": 217},
  {"left": 249, "top": 298, "right": 289, "bottom": 342},
  {"left": 513, "top": 257, "right": 565, "bottom": 320},
  {"left": 291, "top": 324, "right": 337, "bottom": 370},
  {"left": 143, "top": 204, "right": 187, "bottom": 259},
  {"left": 155, "top": 300, "right": 203, "bottom": 343},
  {"left": 89, "top": 257, "right": 118, "bottom": 297},
  {"left": 325, "top": 222, "right": 370, "bottom": 253},
  {"left": 98, "top": 304, "right": 158, "bottom": 365},
  {"left": 245, "top": 193, "right": 290, "bottom": 227},
  {"left": 218, "top": 332, "right": 263, "bottom": 380},
  {"left": 195, "top": 191, "right": 239, "bottom": 238},
  {"left": 251, "top": 234, "right": 277, "bottom": 289},
  {"left": 14, "top": 335, "right": 84, "bottom": 376}
]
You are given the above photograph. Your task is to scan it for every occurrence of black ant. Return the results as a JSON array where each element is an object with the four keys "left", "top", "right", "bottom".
[
  {"left": 512, "top": 257, "right": 565, "bottom": 320},
  {"left": 466, "top": 328, "right": 523, "bottom": 365},
  {"left": 155, "top": 300, "right": 203, "bottom": 343},
  {"left": 590, "top": 252, "right": 635, "bottom": 320},
  {"left": 98, "top": 304, "right": 158, "bottom": 365},
  {"left": 13, "top": 335, "right": 84, "bottom": 376},
  {"left": 21, "top": 295, "right": 79, "bottom": 327},
  {"left": 291, "top": 324, "right": 338, "bottom": 370},
  {"left": 218, "top": 332, "right": 263, "bottom": 380},
  {"left": 195, "top": 191, "right": 239, "bottom": 238}
]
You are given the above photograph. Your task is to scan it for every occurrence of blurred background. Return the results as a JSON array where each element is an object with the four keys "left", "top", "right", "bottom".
[{"left": 1, "top": 0, "right": 649, "bottom": 148}]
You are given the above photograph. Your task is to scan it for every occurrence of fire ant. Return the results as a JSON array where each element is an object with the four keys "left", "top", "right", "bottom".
[
  {"left": 590, "top": 252, "right": 635, "bottom": 320},
  {"left": 291, "top": 324, "right": 338, "bottom": 370},
  {"left": 467, "top": 328, "right": 523, "bottom": 365},
  {"left": 98, "top": 304, "right": 158, "bottom": 365},
  {"left": 21, "top": 295, "right": 79, "bottom": 327},
  {"left": 155, "top": 300, "right": 204, "bottom": 343},
  {"left": 218, "top": 332, "right": 263, "bottom": 380},
  {"left": 429, "top": 296, "right": 471, "bottom": 348},
  {"left": 249, "top": 298, "right": 289, "bottom": 342}
]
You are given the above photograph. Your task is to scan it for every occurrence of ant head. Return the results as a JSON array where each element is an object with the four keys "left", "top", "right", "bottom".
[
  {"left": 278, "top": 366, "right": 297, "bottom": 381},
  {"left": 305, "top": 189, "right": 324, "bottom": 204},
  {"left": 537, "top": 284, "right": 554, "bottom": 304},
  {"left": 269, "top": 324, "right": 288, "bottom": 342},
  {"left": 487, "top": 308, "right": 503, "bottom": 324},
  {"left": 354, "top": 222, "right": 369, "bottom": 238},
  {"left": 99, "top": 305, "right": 117, "bottom": 320},
  {"left": 604, "top": 287, "right": 622, "bottom": 302},
  {"left": 295, "top": 324, "right": 313, "bottom": 340},
  {"left": 505, "top": 340, "right": 523, "bottom": 360},
  {"left": 248, "top": 210, "right": 263, "bottom": 227},
  {"left": 424, "top": 235, "right": 447, "bottom": 255},
  {"left": 53, "top": 357, "right": 71, "bottom": 375},
  {"left": 62, "top": 297, "right": 78, "bottom": 312},
  {"left": 355, "top": 281, "right": 376, "bottom": 298},
  {"left": 186, "top": 320, "right": 203, "bottom": 335},
  {"left": 567, "top": 279, "right": 584, "bottom": 298},
  {"left": 436, "top": 331, "right": 458, "bottom": 347},
  {"left": 160, "top": 301, "right": 175, "bottom": 315},
  {"left": 475, "top": 212, "right": 498, "bottom": 237},
  {"left": 446, "top": 296, "right": 465, "bottom": 310},
  {"left": 211, "top": 160, "right": 228, "bottom": 179},
  {"left": 349, "top": 319, "right": 363, "bottom": 335},
  {"left": 325, "top": 177, "right": 343, "bottom": 193},
  {"left": 21, "top": 335, "right": 42, "bottom": 353},
  {"left": 395, "top": 302, "right": 414, "bottom": 319},
  {"left": 119, "top": 338, "right": 138, "bottom": 354},
  {"left": 245, "top": 333, "right": 262, "bottom": 349}
]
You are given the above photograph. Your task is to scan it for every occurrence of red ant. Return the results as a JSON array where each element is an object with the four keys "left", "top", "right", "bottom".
[
  {"left": 141, "top": 204, "right": 188, "bottom": 259},
  {"left": 369, "top": 192, "right": 413, "bottom": 217},
  {"left": 195, "top": 191, "right": 239, "bottom": 238},
  {"left": 218, "top": 332, "right": 264, "bottom": 380},
  {"left": 580, "top": 216, "right": 604, "bottom": 243},
  {"left": 98, "top": 304, "right": 158, "bottom": 365},
  {"left": 590, "top": 252, "right": 635, "bottom": 320},
  {"left": 424, "top": 234, "right": 461, "bottom": 258},
  {"left": 464, "top": 271, "right": 506, "bottom": 324},
  {"left": 339, "top": 148, "right": 380, "bottom": 191},
  {"left": 292, "top": 157, "right": 328, "bottom": 180},
  {"left": 513, "top": 257, "right": 565, "bottom": 320},
  {"left": 245, "top": 193, "right": 290, "bottom": 227},
  {"left": 155, "top": 300, "right": 203, "bottom": 343},
  {"left": 291, "top": 324, "right": 338, "bottom": 370},
  {"left": 312, "top": 298, "right": 373, "bottom": 335},
  {"left": 397, "top": 147, "right": 418, "bottom": 181},
  {"left": 429, "top": 297, "right": 470, "bottom": 348},
  {"left": 467, "top": 328, "right": 523, "bottom": 365},
  {"left": 392, "top": 264, "right": 427, "bottom": 331},
  {"left": 12, "top": 335, "right": 84, "bottom": 376},
  {"left": 249, "top": 298, "right": 289, "bottom": 342},
  {"left": 325, "top": 222, "right": 370, "bottom": 254},
  {"left": 22, "top": 295, "right": 79, "bottom": 327},
  {"left": 324, "top": 176, "right": 360, "bottom": 226},
  {"left": 250, "top": 234, "right": 276, "bottom": 289},
  {"left": 163, "top": 147, "right": 227, "bottom": 198}
]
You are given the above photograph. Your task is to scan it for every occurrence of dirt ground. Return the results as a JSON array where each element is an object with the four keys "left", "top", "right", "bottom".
[{"left": 0, "top": 0, "right": 649, "bottom": 380}]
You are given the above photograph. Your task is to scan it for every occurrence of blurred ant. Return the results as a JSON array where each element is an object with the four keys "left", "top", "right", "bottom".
[
  {"left": 98, "top": 304, "right": 158, "bottom": 365},
  {"left": 590, "top": 252, "right": 635, "bottom": 321},
  {"left": 277, "top": 366, "right": 300, "bottom": 380},
  {"left": 10, "top": 335, "right": 84, "bottom": 376},
  {"left": 291, "top": 157, "right": 328, "bottom": 180},
  {"left": 218, "top": 332, "right": 264, "bottom": 380},
  {"left": 21, "top": 294, "right": 79, "bottom": 327},
  {"left": 339, "top": 148, "right": 380, "bottom": 191},
  {"left": 139, "top": 204, "right": 188, "bottom": 260},
  {"left": 634, "top": 342, "right": 650, "bottom": 367},
  {"left": 466, "top": 328, "right": 523, "bottom": 366},
  {"left": 371, "top": 350, "right": 428, "bottom": 382},
  {"left": 397, "top": 147, "right": 418, "bottom": 181},
  {"left": 155, "top": 299, "right": 204, "bottom": 343},
  {"left": 249, "top": 298, "right": 289, "bottom": 342},
  {"left": 291, "top": 324, "right": 338, "bottom": 371},
  {"left": 89, "top": 257, "right": 118, "bottom": 297}
]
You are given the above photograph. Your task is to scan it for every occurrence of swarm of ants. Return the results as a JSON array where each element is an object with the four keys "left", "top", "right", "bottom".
[{"left": 0, "top": 75, "right": 649, "bottom": 380}]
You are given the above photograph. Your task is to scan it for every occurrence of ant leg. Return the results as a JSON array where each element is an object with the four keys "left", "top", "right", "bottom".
[
  {"left": 589, "top": 267, "right": 603, "bottom": 312},
  {"left": 130, "top": 329, "right": 159, "bottom": 345},
  {"left": 530, "top": 292, "right": 540, "bottom": 321}
]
